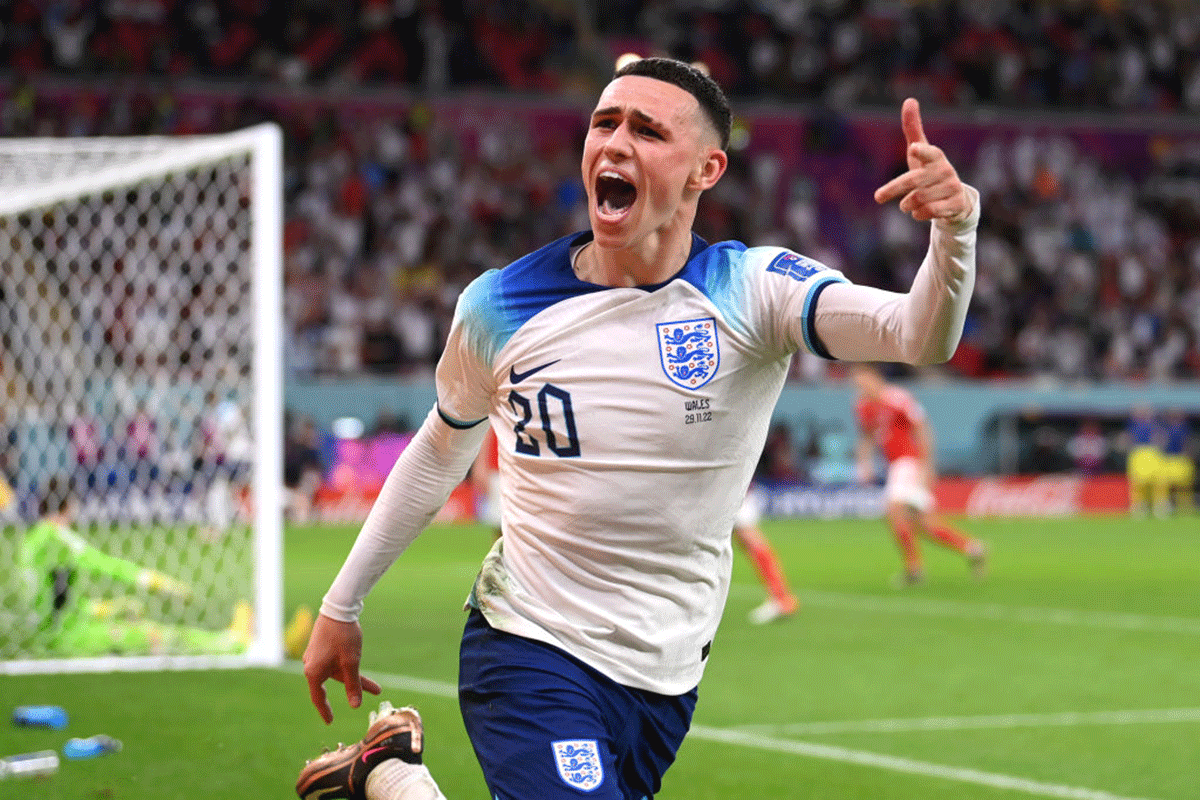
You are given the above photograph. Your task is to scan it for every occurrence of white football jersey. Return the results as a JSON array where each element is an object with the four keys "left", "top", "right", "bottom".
[{"left": 437, "top": 231, "right": 846, "bottom": 695}]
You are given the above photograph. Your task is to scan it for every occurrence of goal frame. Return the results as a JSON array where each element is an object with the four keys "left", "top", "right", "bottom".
[{"left": 0, "top": 123, "right": 284, "bottom": 675}]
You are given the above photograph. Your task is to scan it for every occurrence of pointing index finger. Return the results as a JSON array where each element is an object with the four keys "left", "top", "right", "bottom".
[{"left": 901, "top": 97, "right": 927, "bottom": 146}]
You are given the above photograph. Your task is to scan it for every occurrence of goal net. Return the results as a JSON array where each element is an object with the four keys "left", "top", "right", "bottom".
[{"left": 0, "top": 124, "right": 283, "bottom": 674}]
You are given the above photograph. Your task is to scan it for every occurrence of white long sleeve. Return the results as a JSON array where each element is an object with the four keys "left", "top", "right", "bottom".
[
  {"left": 319, "top": 406, "right": 488, "bottom": 622},
  {"left": 813, "top": 184, "right": 979, "bottom": 364}
]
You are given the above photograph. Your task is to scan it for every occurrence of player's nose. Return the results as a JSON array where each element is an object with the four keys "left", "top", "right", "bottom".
[{"left": 601, "top": 122, "right": 634, "bottom": 159}]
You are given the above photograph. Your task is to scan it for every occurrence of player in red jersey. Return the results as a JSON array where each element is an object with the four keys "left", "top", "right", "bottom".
[{"left": 851, "top": 364, "right": 986, "bottom": 585}]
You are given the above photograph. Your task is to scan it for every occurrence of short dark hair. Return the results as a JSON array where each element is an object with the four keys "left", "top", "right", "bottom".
[{"left": 613, "top": 57, "right": 731, "bottom": 150}]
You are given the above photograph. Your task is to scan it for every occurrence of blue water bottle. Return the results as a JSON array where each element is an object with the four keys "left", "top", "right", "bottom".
[
  {"left": 63, "top": 735, "right": 122, "bottom": 760},
  {"left": 12, "top": 706, "right": 68, "bottom": 730}
]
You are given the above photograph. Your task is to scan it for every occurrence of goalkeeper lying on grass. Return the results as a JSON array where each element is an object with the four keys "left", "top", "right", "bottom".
[{"left": 17, "top": 478, "right": 252, "bottom": 657}]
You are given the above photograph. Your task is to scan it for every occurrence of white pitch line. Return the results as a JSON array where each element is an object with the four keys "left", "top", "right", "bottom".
[
  {"left": 797, "top": 590, "right": 1200, "bottom": 634},
  {"left": 279, "top": 665, "right": 1158, "bottom": 800},
  {"left": 689, "top": 725, "right": 1157, "bottom": 800},
  {"left": 737, "top": 707, "right": 1200, "bottom": 736}
]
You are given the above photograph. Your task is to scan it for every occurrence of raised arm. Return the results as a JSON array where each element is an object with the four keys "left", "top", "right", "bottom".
[{"left": 814, "top": 98, "right": 978, "bottom": 365}]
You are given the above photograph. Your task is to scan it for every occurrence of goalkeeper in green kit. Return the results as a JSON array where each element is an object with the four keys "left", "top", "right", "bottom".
[{"left": 18, "top": 480, "right": 253, "bottom": 657}]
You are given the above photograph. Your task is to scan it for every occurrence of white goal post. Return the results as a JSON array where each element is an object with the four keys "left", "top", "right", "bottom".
[{"left": 0, "top": 124, "right": 283, "bottom": 674}]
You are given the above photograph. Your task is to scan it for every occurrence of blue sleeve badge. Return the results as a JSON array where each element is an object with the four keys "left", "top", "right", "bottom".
[{"left": 765, "top": 252, "right": 827, "bottom": 282}]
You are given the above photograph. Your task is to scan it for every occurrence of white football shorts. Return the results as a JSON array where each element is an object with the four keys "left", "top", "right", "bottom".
[
  {"left": 885, "top": 456, "right": 934, "bottom": 513},
  {"left": 734, "top": 488, "right": 763, "bottom": 528}
]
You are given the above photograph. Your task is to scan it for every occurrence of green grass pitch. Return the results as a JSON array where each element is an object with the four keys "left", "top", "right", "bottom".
[{"left": 1, "top": 515, "right": 1197, "bottom": 799}]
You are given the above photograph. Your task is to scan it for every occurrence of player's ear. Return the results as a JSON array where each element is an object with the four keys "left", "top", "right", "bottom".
[{"left": 687, "top": 147, "right": 727, "bottom": 191}]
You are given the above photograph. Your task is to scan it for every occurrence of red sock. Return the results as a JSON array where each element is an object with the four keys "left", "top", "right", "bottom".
[
  {"left": 744, "top": 538, "right": 797, "bottom": 609},
  {"left": 890, "top": 521, "right": 922, "bottom": 571},
  {"left": 929, "top": 523, "right": 974, "bottom": 554}
]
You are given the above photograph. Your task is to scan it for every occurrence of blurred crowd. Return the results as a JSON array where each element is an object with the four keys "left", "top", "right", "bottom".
[
  {"left": 0, "top": 0, "right": 1199, "bottom": 383},
  {"left": 939, "top": 130, "right": 1200, "bottom": 382},
  {"left": 5, "top": 0, "right": 1200, "bottom": 110}
]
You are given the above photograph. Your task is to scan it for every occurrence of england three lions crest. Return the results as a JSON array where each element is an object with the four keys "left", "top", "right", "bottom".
[
  {"left": 552, "top": 740, "right": 604, "bottom": 792},
  {"left": 657, "top": 317, "right": 719, "bottom": 390}
]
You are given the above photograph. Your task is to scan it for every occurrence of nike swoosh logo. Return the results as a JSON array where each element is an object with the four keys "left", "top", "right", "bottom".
[
  {"left": 509, "top": 359, "right": 560, "bottom": 384},
  {"left": 307, "top": 787, "right": 341, "bottom": 799},
  {"left": 362, "top": 746, "right": 386, "bottom": 764}
]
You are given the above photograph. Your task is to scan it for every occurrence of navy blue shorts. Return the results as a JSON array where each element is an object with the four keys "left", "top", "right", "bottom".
[{"left": 458, "top": 609, "right": 697, "bottom": 800}]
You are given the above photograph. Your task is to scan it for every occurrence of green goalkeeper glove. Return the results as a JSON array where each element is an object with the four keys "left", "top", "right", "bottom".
[{"left": 137, "top": 569, "right": 193, "bottom": 600}]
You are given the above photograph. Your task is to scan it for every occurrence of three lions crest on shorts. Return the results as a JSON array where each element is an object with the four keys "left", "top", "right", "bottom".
[
  {"left": 552, "top": 739, "right": 603, "bottom": 792},
  {"left": 657, "top": 317, "right": 719, "bottom": 390}
]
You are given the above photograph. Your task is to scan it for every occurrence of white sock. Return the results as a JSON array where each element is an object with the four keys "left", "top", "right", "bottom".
[{"left": 365, "top": 759, "right": 447, "bottom": 800}]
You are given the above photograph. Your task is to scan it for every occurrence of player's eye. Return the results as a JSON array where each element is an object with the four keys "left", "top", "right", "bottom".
[{"left": 638, "top": 126, "right": 662, "bottom": 139}]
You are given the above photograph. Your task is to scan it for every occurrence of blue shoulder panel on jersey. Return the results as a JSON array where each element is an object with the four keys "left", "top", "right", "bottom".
[
  {"left": 457, "top": 232, "right": 852, "bottom": 365},
  {"left": 453, "top": 269, "right": 507, "bottom": 367},
  {"left": 456, "top": 232, "right": 609, "bottom": 366},
  {"left": 675, "top": 239, "right": 752, "bottom": 339},
  {"left": 676, "top": 242, "right": 848, "bottom": 358},
  {"left": 497, "top": 232, "right": 609, "bottom": 330}
]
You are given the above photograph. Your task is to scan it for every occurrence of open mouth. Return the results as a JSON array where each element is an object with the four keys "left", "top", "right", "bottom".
[{"left": 595, "top": 171, "right": 637, "bottom": 217}]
